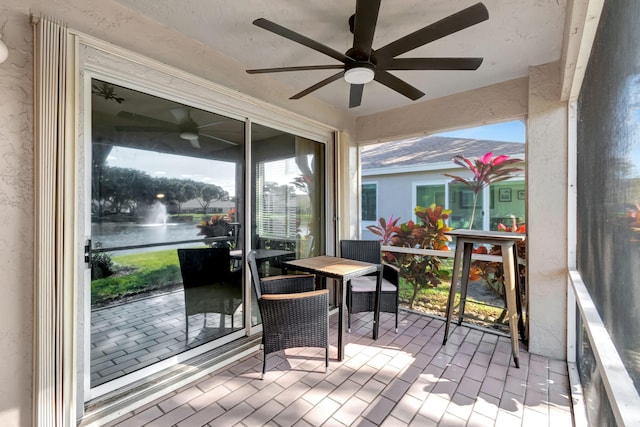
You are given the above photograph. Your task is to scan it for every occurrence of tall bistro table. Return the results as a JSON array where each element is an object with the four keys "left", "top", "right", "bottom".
[
  {"left": 283, "top": 256, "right": 382, "bottom": 361},
  {"left": 444, "top": 229, "right": 526, "bottom": 368}
]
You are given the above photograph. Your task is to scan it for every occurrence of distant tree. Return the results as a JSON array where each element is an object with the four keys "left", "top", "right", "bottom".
[
  {"left": 96, "top": 167, "right": 153, "bottom": 215},
  {"left": 197, "top": 183, "right": 229, "bottom": 215},
  {"left": 92, "top": 166, "right": 228, "bottom": 218},
  {"left": 177, "top": 182, "right": 198, "bottom": 214}
]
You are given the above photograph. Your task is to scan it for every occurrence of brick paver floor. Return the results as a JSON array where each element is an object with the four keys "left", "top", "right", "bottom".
[
  {"left": 91, "top": 290, "right": 241, "bottom": 387},
  {"left": 102, "top": 308, "right": 573, "bottom": 426}
]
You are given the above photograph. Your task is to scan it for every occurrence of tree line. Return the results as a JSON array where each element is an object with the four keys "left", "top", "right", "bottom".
[{"left": 92, "top": 165, "right": 230, "bottom": 216}]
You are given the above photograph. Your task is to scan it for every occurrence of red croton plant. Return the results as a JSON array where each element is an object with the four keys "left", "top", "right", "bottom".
[
  {"left": 444, "top": 152, "right": 523, "bottom": 229},
  {"left": 368, "top": 204, "right": 452, "bottom": 308}
]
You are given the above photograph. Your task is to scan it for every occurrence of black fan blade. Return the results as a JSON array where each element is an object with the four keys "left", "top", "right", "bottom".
[
  {"left": 247, "top": 65, "right": 344, "bottom": 74},
  {"left": 116, "top": 111, "right": 176, "bottom": 128},
  {"left": 352, "top": 0, "right": 381, "bottom": 57},
  {"left": 115, "top": 125, "right": 179, "bottom": 132},
  {"left": 381, "top": 57, "right": 484, "bottom": 70},
  {"left": 253, "top": 18, "right": 353, "bottom": 64},
  {"left": 199, "top": 133, "right": 239, "bottom": 146},
  {"left": 374, "top": 71, "right": 425, "bottom": 100},
  {"left": 290, "top": 72, "right": 345, "bottom": 99},
  {"left": 375, "top": 3, "right": 489, "bottom": 59},
  {"left": 349, "top": 84, "right": 364, "bottom": 108}
]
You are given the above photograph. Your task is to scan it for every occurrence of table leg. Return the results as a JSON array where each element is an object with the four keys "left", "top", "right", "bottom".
[
  {"left": 337, "top": 278, "right": 346, "bottom": 361},
  {"left": 444, "top": 241, "right": 465, "bottom": 344},
  {"left": 457, "top": 242, "right": 474, "bottom": 325},
  {"left": 372, "top": 267, "right": 382, "bottom": 340},
  {"left": 513, "top": 247, "right": 526, "bottom": 343},
  {"left": 501, "top": 242, "right": 520, "bottom": 368}
]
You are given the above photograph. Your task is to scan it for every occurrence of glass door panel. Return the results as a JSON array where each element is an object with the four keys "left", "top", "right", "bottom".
[
  {"left": 250, "top": 123, "right": 326, "bottom": 325},
  {"left": 89, "top": 79, "right": 245, "bottom": 390}
]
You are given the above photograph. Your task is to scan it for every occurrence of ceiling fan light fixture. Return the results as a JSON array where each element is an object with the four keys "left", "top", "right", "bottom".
[
  {"left": 179, "top": 131, "right": 199, "bottom": 141},
  {"left": 344, "top": 66, "right": 375, "bottom": 84}
]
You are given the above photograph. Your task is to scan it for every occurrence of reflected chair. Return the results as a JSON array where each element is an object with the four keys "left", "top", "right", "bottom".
[
  {"left": 340, "top": 240, "right": 400, "bottom": 333},
  {"left": 248, "top": 250, "right": 328, "bottom": 378},
  {"left": 177, "top": 247, "right": 242, "bottom": 341}
]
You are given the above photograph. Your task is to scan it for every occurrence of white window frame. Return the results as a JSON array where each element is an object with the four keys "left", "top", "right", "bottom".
[{"left": 361, "top": 180, "right": 378, "bottom": 226}]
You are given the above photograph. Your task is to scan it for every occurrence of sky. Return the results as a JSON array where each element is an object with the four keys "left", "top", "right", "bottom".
[
  {"left": 106, "top": 147, "right": 239, "bottom": 196},
  {"left": 436, "top": 120, "right": 526, "bottom": 143}
]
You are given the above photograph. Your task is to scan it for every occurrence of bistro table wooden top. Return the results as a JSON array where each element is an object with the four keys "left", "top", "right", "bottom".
[
  {"left": 283, "top": 255, "right": 380, "bottom": 280},
  {"left": 445, "top": 229, "right": 526, "bottom": 242}
]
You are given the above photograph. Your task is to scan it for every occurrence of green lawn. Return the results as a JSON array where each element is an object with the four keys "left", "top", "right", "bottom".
[{"left": 91, "top": 248, "right": 187, "bottom": 305}]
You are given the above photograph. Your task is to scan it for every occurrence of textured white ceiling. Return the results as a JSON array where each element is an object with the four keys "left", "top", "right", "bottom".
[{"left": 114, "top": 0, "right": 567, "bottom": 116}]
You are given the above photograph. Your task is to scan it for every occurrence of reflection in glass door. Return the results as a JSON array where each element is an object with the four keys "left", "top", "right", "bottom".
[
  {"left": 250, "top": 123, "right": 326, "bottom": 325},
  {"left": 88, "top": 79, "right": 245, "bottom": 395}
]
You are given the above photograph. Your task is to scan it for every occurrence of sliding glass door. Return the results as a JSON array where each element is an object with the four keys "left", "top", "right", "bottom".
[
  {"left": 88, "top": 79, "right": 246, "bottom": 395},
  {"left": 84, "top": 77, "right": 330, "bottom": 402}
]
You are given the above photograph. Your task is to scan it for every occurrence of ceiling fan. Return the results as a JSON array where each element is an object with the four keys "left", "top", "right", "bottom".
[
  {"left": 247, "top": 1, "right": 489, "bottom": 108},
  {"left": 116, "top": 108, "right": 238, "bottom": 148}
]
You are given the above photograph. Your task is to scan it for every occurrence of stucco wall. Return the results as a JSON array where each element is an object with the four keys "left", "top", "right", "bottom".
[
  {"left": 527, "top": 62, "right": 568, "bottom": 359},
  {"left": 0, "top": 8, "right": 34, "bottom": 427}
]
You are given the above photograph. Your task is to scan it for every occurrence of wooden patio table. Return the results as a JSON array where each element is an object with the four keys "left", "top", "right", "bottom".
[
  {"left": 283, "top": 255, "right": 382, "bottom": 361},
  {"left": 444, "top": 229, "right": 526, "bottom": 368}
]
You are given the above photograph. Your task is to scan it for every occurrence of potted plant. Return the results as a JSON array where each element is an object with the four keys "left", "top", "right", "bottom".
[{"left": 196, "top": 207, "right": 236, "bottom": 247}]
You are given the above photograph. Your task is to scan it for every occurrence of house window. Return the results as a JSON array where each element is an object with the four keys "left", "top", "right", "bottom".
[
  {"left": 416, "top": 184, "right": 445, "bottom": 207},
  {"left": 448, "top": 184, "right": 484, "bottom": 229},
  {"left": 362, "top": 183, "right": 377, "bottom": 221},
  {"left": 488, "top": 181, "right": 525, "bottom": 229}
]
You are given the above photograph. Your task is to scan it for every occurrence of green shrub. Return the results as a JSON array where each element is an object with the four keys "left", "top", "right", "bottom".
[{"left": 91, "top": 252, "right": 117, "bottom": 280}]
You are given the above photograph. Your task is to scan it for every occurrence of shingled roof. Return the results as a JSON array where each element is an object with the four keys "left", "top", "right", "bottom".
[{"left": 361, "top": 136, "right": 525, "bottom": 170}]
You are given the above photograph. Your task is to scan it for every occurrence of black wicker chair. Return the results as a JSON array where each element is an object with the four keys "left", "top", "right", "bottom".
[
  {"left": 248, "top": 251, "right": 329, "bottom": 378},
  {"left": 340, "top": 240, "right": 400, "bottom": 333},
  {"left": 177, "top": 247, "right": 242, "bottom": 341}
]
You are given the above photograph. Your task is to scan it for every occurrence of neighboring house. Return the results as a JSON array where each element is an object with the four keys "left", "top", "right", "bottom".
[
  {"left": 360, "top": 135, "right": 525, "bottom": 237},
  {"left": 179, "top": 197, "right": 236, "bottom": 216}
]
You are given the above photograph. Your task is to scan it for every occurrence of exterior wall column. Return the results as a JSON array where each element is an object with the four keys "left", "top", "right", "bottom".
[{"left": 526, "top": 61, "right": 568, "bottom": 359}]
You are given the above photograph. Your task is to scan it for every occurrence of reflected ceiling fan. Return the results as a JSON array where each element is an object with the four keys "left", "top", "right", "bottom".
[
  {"left": 247, "top": 1, "right": 489, "bottom": 108},
  {"left": 116, "top": 108, "right": 238, "bottom": 148}
]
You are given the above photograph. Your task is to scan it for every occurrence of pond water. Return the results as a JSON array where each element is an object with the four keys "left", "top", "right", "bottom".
[{"left": 92, "top": 221, "right": 204, "bottom": 254}]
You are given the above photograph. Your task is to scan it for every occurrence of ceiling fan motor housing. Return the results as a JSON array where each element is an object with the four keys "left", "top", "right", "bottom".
[{"left": 344, "top": 61, "right": 376, "bottom": 84}]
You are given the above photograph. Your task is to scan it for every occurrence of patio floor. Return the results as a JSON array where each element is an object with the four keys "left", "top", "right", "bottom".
[
  {"left": 91, "top": 290, "right": 241, "bottom": 387},
  {"left": 101, "top": 305, "right": 573, "bottom": 426}
]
